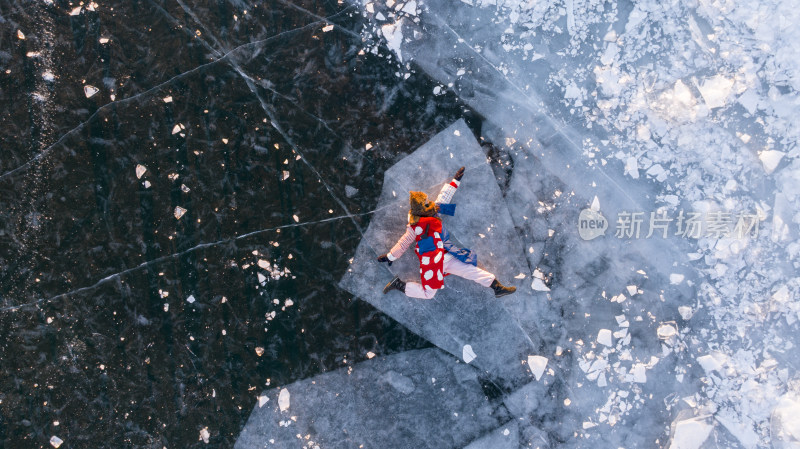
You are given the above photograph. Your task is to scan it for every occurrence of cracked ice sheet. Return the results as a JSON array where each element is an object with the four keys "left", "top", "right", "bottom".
[
  {"left": 234, "top": 348, "right": 498, "bottom": 449},
  {"left": 360, "top": 5, "right": 705, "bottom": 447},
  {"left": 463, "top": 421, "right": 519, "bottom": 449},
  {"left": 340, "top": 119, "right": 545, "bottom": 387}
]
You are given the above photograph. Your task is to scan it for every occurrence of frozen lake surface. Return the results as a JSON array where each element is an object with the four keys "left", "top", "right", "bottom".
[{"left": 2, "top": 0, "right": 800, "bottom": 448}]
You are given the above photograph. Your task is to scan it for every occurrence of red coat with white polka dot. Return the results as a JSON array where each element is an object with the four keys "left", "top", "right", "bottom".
[{"left": 413, "top": 216, "right": 446, "bottom": 290}]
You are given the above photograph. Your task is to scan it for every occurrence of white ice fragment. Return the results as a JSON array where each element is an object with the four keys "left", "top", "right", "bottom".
[
  {"left": 292, "top": 214, "right": 299, "bottom": 222},
  {"left": 669, "top": 417, "right": 713, "bottom": 449},
  {"left": 345, "top": 185, "right": 358, "bottom": 197},
  {"left": 697, "top": 352, "right": 727, "bottom": 373},
  {"left": 503, "top": 428, "right": 510, "bottom": 436},
  {"left": 163, "top": 95, "right": 173, "bottom": 103},
  {"left": 670, "top": 273, "right": 684, "bottom": 284},
  {"left": 50, "top": 436, "right": 63, "bottom": 448},
  {"left": 99, "top": 37, "right": 110, "bottom": 44},
  {"left": 255, "top": 347, "right": 265, "bottom": 356},
  {"left": 600, "top": 42, "right": 619, "bottom": 65},
  {"left": 527, "top": 355, "right": 548, "bottom": 381},
  {"left": 186, "top": 295, "right": 196, "bottom": 304},
  {"left": 143, "top": 180, "right": 151, "bottom": 188},
  {"left": 738, "top": 89, "right": 759, "bottom": 114},
  {"left": 366, "top": 351, "right": 375, "bottom": 359},
  {"left": 70, "top": 6, "right": 82, "bottom": 15},
  {"left": 180, "top": 184, "right": 190, "bottom": 193},
  {"left": 174, "top": 206, "right": 187, "bottom": 219},
  {"left": 514, "top": 273, "right": 526, "bottom": 279},
  {"left": 365, "top": 142, "right": 373, "bottom": 150},
  {"left": 84, "top": 85, "right": 99, "bottom": 98},
  {"left": 657, "top": 322, "right": 678, "bottom": 339},
  {"left": 531, "top": 278, "right": 550, "bottom": 291},
  {"left": 42, "top": 71, "right": 55, "bottom": 82},
  {"left": 597, "top": 372, "right": 607, "bottom": 387},
  {"left": 453, "top": 129, "right": 460, "bottom": 136},
  {"left": 258, "top": 395, "right": 269, "bottom": 407},
  {"left": 678, "top": 306, "right": 693, "bottom": 320},
  {"left": 380, "top": 20, "right": 405, "bottom": 61},
  {"left": 282, "top": 171, "right": 290, "bottom": 180},
  {"left": 400, "top": 0, "right": 417, "bottom": 14},
  {"left": 771, "top": 395, "right": 800, "bottom": 445},
  {"left": 172, "top": 124, "right": 182, "bottom": 134},
  {"left": 597, "top": 329, "right": 613, "bottom": 346},
  {"left": 17, "top": 30, "right": 25, "bottom": 40},
  {"left": 284, "top": 299, "right": 293, "bottom": 307},
  {"left": 698, "top": 75, "right": 734, "bottom": 109},
  {"left": 433, "top": 86, "right": 442, "bottom": 95},
  {"left": 632, "top": 363, "right": 647, "bottom": 383},
  {"left": 322, "top": 24, "right": 334, "bottom": 32},
  {"left": 278, "top": 388, "right": 291, "bottom": 411},
  {"left": 462, "top": 344, "right": 477, "bottom": 363},
  {"left": 759, "top": 150, "right": 785, "bottom": 174},
  {"left": 200, "top": 427, "right": 210, "bottom": 444},
  {"left": 590, "top": 195, "right": 601, "bottom": 211},
  {"left": 715, "top": 414, "right": 759, "bottom": 449},
  {"left": 257, "top": 259, "right": 270, "bottom": 269},
  {"left": 625, "top": 156, "right": 639, "bottom": 179},
  {"left": 135, "top": 164, "right": 147, "bottom": 179},
  {"left": 564, "top": 82, "right": 581, "bottom": 100},
  {"left": 257, "top": 273, "right": 267, "bottom": 285},
  {"left": 626, "top": 285, "right": 638, "bottom": 295}
]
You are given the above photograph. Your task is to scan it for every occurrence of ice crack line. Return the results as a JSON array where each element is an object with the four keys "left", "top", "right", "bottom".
[
  {"left": 0, "top": 14, "right": 331, "bottom": 182},
  {"left": 429, "top": 14, "right": 641, "bottom": 208},
  {"left": 0, "top": 205, "right": 394, "bottom": 313},
  {"left": 152, "top": 0, "right": 371, "bottom": 239}
]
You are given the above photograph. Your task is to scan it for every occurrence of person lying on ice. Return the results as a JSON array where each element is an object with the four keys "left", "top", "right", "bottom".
[{"left": 377, "top": 166, "right": 517, "bottom": 299}]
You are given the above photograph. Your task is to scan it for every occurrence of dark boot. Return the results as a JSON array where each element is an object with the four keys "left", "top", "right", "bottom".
[
  {"left": 491, "top": 279, "right": 516, "bottom": 298},
  {"left": 383, "top": 276, "right": 406, "bottom": 294}
]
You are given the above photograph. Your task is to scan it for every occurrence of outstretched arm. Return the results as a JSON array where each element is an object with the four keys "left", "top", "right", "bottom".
[
  {"left": 387, "top": 226, "right": 415, "bottom": 261},
  {"left": 377, "top": 226, "right": 415, "bottom": 265},
  {"left": 435, "top": 166, "right": 465, "bottom": 204}
]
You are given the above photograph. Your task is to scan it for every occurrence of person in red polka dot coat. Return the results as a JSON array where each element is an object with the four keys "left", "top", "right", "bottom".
[{"left": 378, "top": 167, "right": 517, "bottom": 299}]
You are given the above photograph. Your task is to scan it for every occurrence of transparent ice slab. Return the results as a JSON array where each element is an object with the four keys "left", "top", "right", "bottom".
[
  {"left": 234, "top": 348, "right": 500, "bottom": 449},
  {"left": 339, "top": 119, "right": 550, "bottom": 388}
]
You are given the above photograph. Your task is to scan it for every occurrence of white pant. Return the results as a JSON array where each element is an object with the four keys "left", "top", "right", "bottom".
[{"left": 405, "top": 253, "right": 495, "bottom": 299}]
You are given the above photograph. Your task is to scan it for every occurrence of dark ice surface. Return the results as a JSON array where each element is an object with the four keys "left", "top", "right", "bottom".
[{"left": 0, "top": 1, "right": 479, "bottom": 447}]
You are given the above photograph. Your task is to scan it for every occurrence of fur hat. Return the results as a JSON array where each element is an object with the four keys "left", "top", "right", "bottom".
[{"left": 409, "top": 191, "right": 438, "bottom": 219}]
